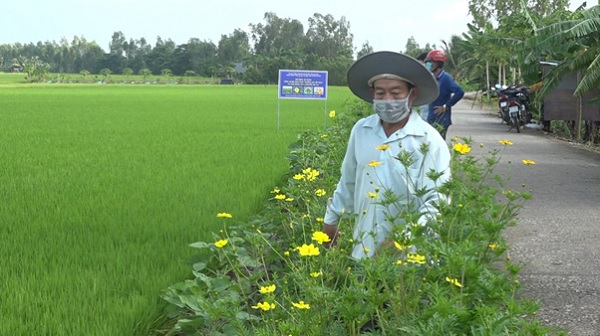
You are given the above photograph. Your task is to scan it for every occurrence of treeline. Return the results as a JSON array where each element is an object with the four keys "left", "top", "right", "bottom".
[{"left": 0, "top": 12, "right": 365, "bottom": 85}]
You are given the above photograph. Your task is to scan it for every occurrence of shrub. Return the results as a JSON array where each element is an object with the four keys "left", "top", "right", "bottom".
[{"left": 159, "top": 102, "right": 560, "bottom": 335}]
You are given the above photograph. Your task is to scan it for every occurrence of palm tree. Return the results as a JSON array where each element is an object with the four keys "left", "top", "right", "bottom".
[{"left": 523, "top": 5, "right": 600, "bottom": 141}]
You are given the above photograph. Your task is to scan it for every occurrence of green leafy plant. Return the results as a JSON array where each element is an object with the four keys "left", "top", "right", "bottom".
[{"left": 160, "top": 102, "right": 564, "bottom": 335}]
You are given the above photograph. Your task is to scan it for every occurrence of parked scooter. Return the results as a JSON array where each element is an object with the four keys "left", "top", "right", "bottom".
[
  {"left": 495, "top": 84, "right": 532, "bottom": 133},
  {"left": 494, "top": 84, "right": 509, "bottom": 122}
]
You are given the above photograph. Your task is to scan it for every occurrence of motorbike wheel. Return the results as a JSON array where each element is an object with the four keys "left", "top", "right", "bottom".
[
  {"left": 512, "top": 116, "right": 520, "bottom": 133},
  {"left": 520, "top": 106, "right": 531, "bottom": 124}
]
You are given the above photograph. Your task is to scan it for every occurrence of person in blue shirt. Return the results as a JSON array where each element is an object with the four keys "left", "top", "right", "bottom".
[{"left": 424, "top": 49, "right": 464, "bottom": 140}]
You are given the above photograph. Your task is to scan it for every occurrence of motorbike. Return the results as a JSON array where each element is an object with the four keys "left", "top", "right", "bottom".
[
  {"left": 496, "top": 84, "right": 532, "bottom": 133},
  {"left": 495, "top": 84, "right": 509, "bottom": 122}
]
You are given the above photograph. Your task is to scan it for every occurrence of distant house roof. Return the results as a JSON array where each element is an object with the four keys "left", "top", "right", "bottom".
[
  {"left": 234, "top": 62, "right": 246, "bottom": 74},
  {"left": 539, "top": 61, "right": 559, "bottom": 66}
]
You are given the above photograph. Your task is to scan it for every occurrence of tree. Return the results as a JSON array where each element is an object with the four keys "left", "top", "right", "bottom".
[
  {"left": 147, "top": 37, "right": 175, "bottom": 75},
  {"left": 404, "top": 36, "right": 421, "bottom": 56},
  {"left": 139, "top": 68, "right": 151, "bottom": 81},
  {"left": 106, "top": 31, "right": 127, "bottom": 72},
  {"left": 171, "top": 38, "right": 217, "bottom": 77},
  {"left": 248, "top": 12, "right": 307, "bottom": 83},
  {"left": 304, "top": 13, "right": 354, "bottom": 85},
  {"left": 184, "top": 70, "right": 196, "bottom": 84},
  {"left": 468, "top": 0, "right": 570, "bottom": 28},
  {"left": 217, "top": 29, "right": 250, "bottom": 67},
  {"left": 304, "top": 13, "right": 353, "bottom": 59},
  {"left": 356, "top": 41, "right": 373, "bottom": 59},
  {"left": 79, "top": 69, "right": 91, "bottom": 82},
  {"left": 123, "top": 67, "right": 134, "bottom": 77},
  {"left": 99, "top": 68, "right": 112, "bottom": 79},
  {"left": 525, "top": 5, "right": 600, "bottom": 98},
  {"left": 250, "top": 12, "right": 306, "bottom": 57},
  {"left": 18, "top": 56, "right": 49, "bottom": 82},
  {"left": 161, "top": 68, "right": 172, "bottom": 77}
]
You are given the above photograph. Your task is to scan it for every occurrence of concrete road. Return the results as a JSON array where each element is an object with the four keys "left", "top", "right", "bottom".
[{"left": 448, "top": 97, "right": 600, "bottom": 336}]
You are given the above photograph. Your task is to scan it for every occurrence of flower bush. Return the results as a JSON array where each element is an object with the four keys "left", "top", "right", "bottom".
[{"left": 159, "top": 102, "right": 562, "bottom": 335}]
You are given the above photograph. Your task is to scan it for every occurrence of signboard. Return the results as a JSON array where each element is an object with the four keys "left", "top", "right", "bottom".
[{"left": 278, "top": 70, "right": 328, "bottom": 100}]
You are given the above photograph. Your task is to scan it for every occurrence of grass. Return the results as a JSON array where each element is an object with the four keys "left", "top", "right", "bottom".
[
  {"left": 0, "top": 82, "right": 353, "bottom": 335},
  {"left": 0, "top": 72, "right": 27, "bottom": 85}
]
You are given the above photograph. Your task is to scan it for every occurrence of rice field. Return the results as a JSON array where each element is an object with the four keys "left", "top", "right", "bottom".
[{"left": 0, "top": 80, "right": 353, "bottom": 335}]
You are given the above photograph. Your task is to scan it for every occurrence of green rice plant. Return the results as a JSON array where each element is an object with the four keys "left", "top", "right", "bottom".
[
  {"left": 0, "top": 72, "right": 28, "bottom": 85},
  {"left": 0, "top": 84, "right": 353, "bottom": 335},
  {"left": 160, "top": 105, "right": 566, "bottom": 335}
]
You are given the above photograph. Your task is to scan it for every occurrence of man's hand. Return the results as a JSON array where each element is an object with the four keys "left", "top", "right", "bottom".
[
  {"left": 433, "top": 105, "right": 446, "bottom": 115},
  {"left": 322, "top": 223, "right": 339, "bottom": 248}
]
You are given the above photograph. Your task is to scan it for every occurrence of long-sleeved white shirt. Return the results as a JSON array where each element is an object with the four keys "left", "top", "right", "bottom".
[{"left": 324, "top": 111, "right": 451, "bottom": 259}]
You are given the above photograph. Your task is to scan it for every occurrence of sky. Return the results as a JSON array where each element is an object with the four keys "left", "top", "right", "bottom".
[{"left": 0, "top": 0, "right": 586, "bottom": 55}]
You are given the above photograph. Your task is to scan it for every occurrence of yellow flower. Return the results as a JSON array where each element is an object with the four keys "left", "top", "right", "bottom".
[
  {"left": 271, "top": 188, "right": 280, "bottom": 193},
  {"left": 367, "top": 160, "right": 382, "bottom": 167},
  {"left": 315, "top": 217, "right": 324, "bottom": 223},
  {"left": 275, "top": 194, "right": 286, "bottom": 200},
  {"left": 446, "top": 277, "right": 463, "bottom": 288},
  {"left": 315, "top": 189, "right": 327, "bottom": 197},
  {"left": 292, "top": 301, "right": 310, "bottom": 309},
  {"left": 285, "top": 197, "right": 294, "bottom": 202},
  {"left": 259, "top": 284, "right": 276, "bottom": 294},
  {"left": 522, "top": 159, "right": 536, "bottom": 165},
  {"left": 453, "top": 143, "right": 471, "bottom": 155},
  {"left": 284, "top": 251, "right": 290, "bottom": 256},
  {"left": 251, "top": 301, "right": 275, "bottom": 311},
  {"left": 295, "top": 244, "right": 320, "bottom": 256},
  {"left": 367, "top": 191, "right": 379, "bottom": 199},
  {"left": 303, "top": 168, "right": 320, "bottom": 181},
  {"left": 488, "top": 243, "right": 499, "bottom": 250},
  {"left": 407, "top": 253, "right": 426, "bottom": 265},
  {"left": 375, "top": 144, "right": 391, "bottom": 151},
  {"left": 310, "top": 271, "right": 322, "bottom": 278},
  {"left": 396, "top": 260, "right": 404, "bottom": 265},
  {"left": 329, "top": 110, "right": 336, "bottom": 118},
  {"left": 311, "top": 231, "right": 331, "bottom": 245},
  {"left": 499, "top": 139, "right": 513, "bottom": 145},
  {"left": 216, "top": 212, "right": 232, "bottom": 218},
  {"left": 214, "top": 239, "right": 228, "bottom": 248},
  {"left": 293, "top": 174, "right": 305, "bottom": 180},
  {"left": 394, "top": 241, "right": 412, "bottom": 251}
]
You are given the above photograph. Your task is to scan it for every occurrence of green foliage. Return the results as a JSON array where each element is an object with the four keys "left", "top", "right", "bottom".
[
  {"left": 525, "top": 5, "right": 600, "bottom": 98},
  {"left": 160, "top": 104, "right": 562, "bottom": 335}
]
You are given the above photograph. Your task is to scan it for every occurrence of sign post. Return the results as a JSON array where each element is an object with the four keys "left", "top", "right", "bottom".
[{"left": 277, "top": 70, "right": 328, "bottom": 130}]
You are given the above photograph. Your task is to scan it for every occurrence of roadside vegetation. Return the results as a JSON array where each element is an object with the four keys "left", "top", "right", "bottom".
[{"left": 158, "top": 101, "right": 565, "bottom": 335}]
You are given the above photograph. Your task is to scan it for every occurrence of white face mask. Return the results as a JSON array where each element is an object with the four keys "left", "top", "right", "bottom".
[{"left": 373, "top": 93, "right": 412, "bottom": 123}]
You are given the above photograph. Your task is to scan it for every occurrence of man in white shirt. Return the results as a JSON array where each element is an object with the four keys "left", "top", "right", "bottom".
[{"left": 322, "top": 51, "right": 451, "bottom": 259}]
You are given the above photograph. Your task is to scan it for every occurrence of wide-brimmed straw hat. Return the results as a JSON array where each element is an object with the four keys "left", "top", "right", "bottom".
[{"left": 347, "top": 51, "right": 439, "bottom": 106}]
